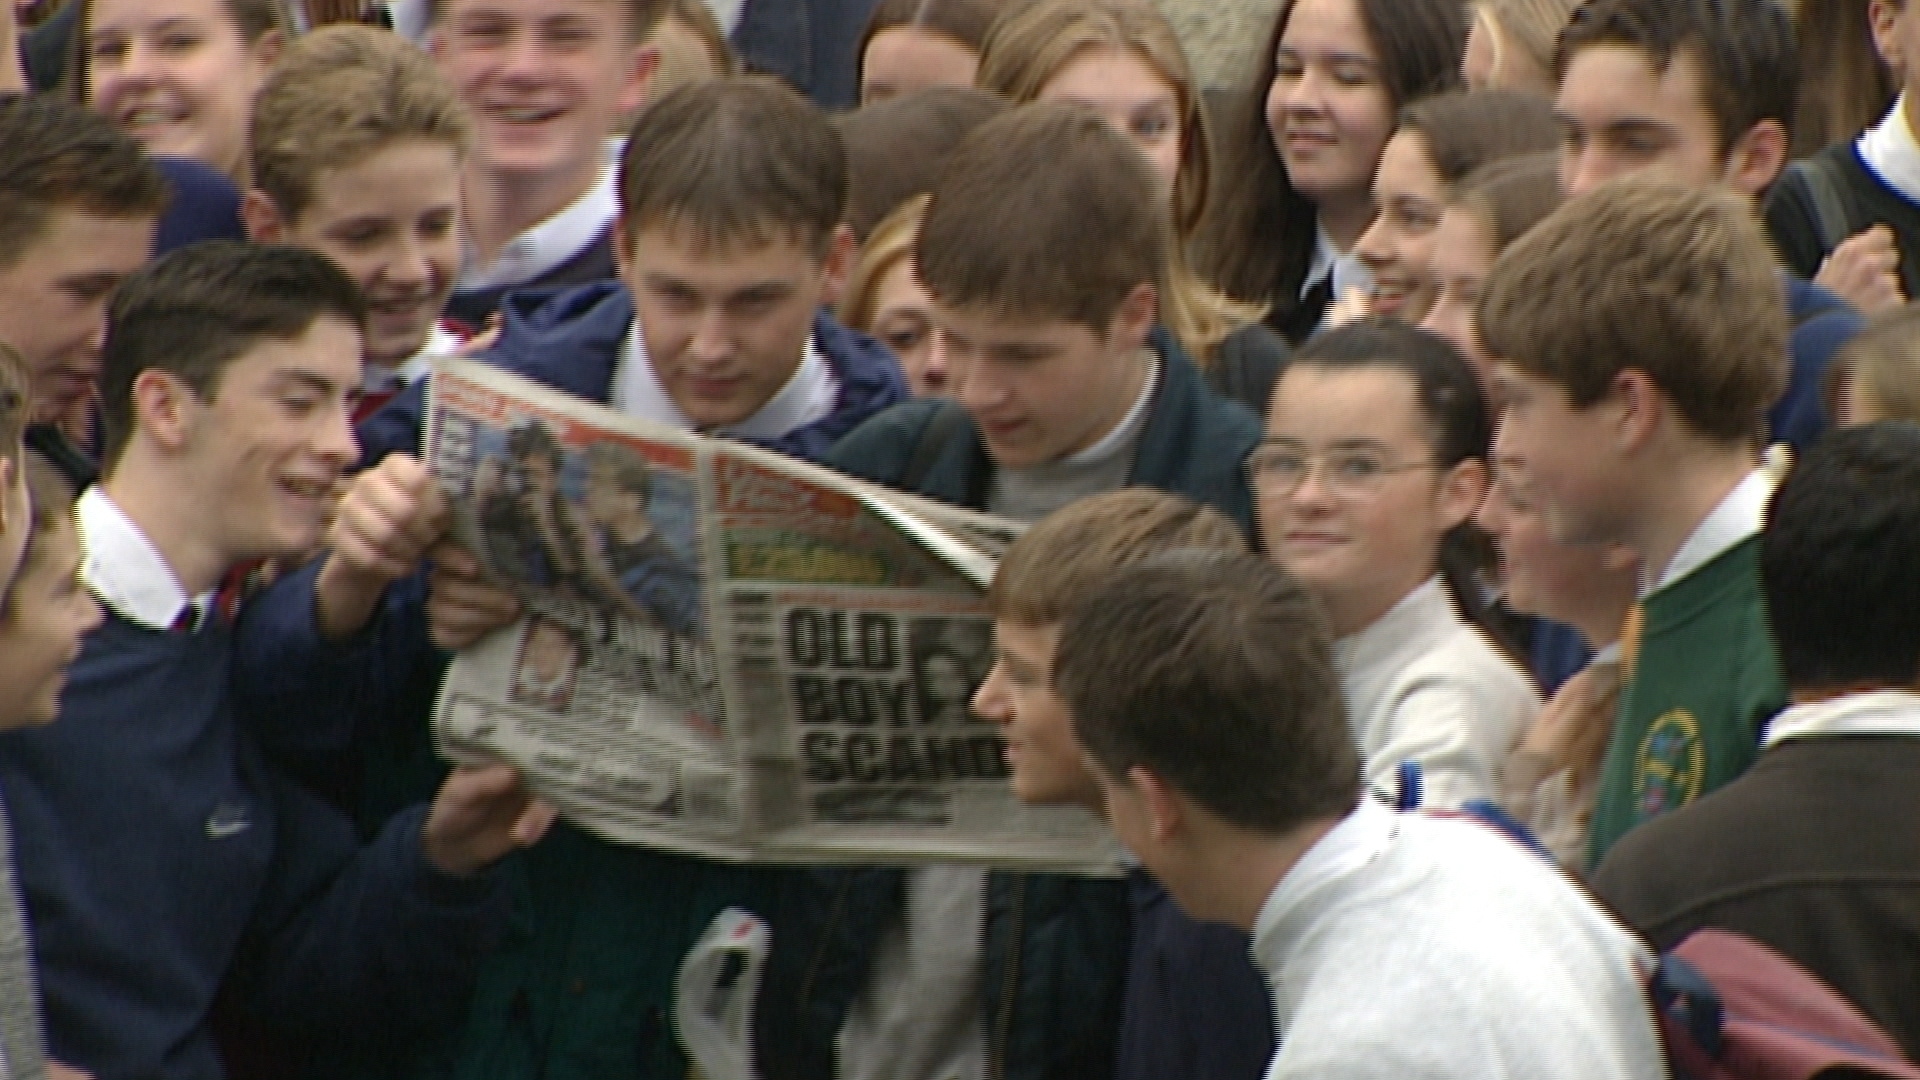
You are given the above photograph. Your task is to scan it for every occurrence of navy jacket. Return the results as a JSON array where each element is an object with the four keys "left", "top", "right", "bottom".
[
  {"left": 1116, "top": 870, "right": 1275, "bottom": 1080},
  {"left": 0, "top": 613, "right": 503, "bottom": 1080},
  {"left": 773, "top": 328, "right": 1263, "bottom": 1080},
  {"left": 1777, "top": 275, "right": 1862, "bottom": 452}
]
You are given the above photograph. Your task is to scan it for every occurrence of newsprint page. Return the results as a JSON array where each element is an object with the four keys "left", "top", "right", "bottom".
[{"left": 423, "top": 359, "right": 1121, "bottom": 874}]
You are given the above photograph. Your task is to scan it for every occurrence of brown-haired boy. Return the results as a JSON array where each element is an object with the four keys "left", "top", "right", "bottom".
[
  {"left": 820, "top": 101, "right": 1262, "bottom": 1080},
  {"left": 1479, "top": 178, "right": 1789, "bottom": 868},
  {"left": 427, "top": 0, "right": 668, "bottom": 324},
  {"left": 243, "top": 23, "right": 472, "bottom": 417},
  {"left": 972, "top": 489, "right": 1276, "bottom": 1080},
  {"left": 0, "top": 96, "right": 168, "bottom": 487},
  {"left": 243, "top": 75, "right": 909, "bottom": 1080}
]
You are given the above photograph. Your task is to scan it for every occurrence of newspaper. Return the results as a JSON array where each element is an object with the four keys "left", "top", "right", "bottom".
[{"left": 424, "top": 359, "right": 1121, "bottom": 874}]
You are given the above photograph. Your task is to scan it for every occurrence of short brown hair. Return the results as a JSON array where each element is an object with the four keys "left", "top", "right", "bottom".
[
  {"left": 834, "top": 86, "right": 1007, "bottom": 242},
  {"left": 251, "top": 25, "right": 470, "bottom": 222},
  {"left": 919, "top": 101, "right": 1166, "bottom": 329},
  {"left": 618, "top": 76, "right": 846, "bottom": 255},
  {"left": 1055, "top": 552, "right": 1359, "bottom": 833},
  {"left": 427, "top": 0, "right": 668, "bottom": 42},
  {"left": 858, "top": 0, "right": 1003, "bottom": 81},
  {"left": 0, "top": 345, "right": 28, "bottom": 471},
  {"left": 100, "top": 242, "right": 368, "bottom": 469},
  {"left": 1452, "top": 153, "right": 1563, "bottom": 253},
  {"left": 0, "top": 96, "right": 168, "bottom": 274},
  {"left": 989, "top": 488, "right": 1247, "bottom": 626},
  {"left": 1478, "top": 178, "right": 1788, "bottom": 444}
]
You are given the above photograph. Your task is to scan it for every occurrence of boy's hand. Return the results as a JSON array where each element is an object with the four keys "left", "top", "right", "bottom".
[
  {"left": 421, "top": 763, "right": 556, "bottom": 878},
  {"left": 427, "top": 541, "right": 523, "bottom": 651},
  {"left": 1816, "top": 225, "right": 1905, "bottom": 316},
  {"left": 315, "top": 455, "right": 449, "bottom": 640},
  {"left": 49, "top": 1063, "right": 94, "bottom": 1080}
]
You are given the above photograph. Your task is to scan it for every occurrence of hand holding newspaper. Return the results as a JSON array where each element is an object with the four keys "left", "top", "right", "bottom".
[{"left": 424, "top": 359, "right": 1121, "bottom": 873}]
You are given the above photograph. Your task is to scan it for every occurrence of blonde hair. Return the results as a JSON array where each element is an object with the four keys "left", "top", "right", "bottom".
[
  {"left": 250, "top": 25, "right": 470, "bottom": 221},
  {"left": 1470, "top": 0, "right": 1580, "bottom": 86},
  {"left": 840, "top": 195, "right": 927, "bottom": 334},
  {"left": 647, "top": 0, "right": 737, "bottom": 96},
  {"left": 978, "top": 0, "right": 1263, "bottom": 364}
]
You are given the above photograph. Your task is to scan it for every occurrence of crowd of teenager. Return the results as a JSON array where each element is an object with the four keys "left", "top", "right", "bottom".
[{"left": 0, "top": 0, "right": 1916, "bottom": 1077}]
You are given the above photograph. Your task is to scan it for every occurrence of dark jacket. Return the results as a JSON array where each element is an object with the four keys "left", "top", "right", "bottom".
[
  {"left": 1593, "top": 735, "right": 1920, "bottom": 1059},
  {"left": 1115, "top": 870, "right": 1275, "bottom": 1080},
  {"left": 1206, "top": 321, "right": 1289, "bottom": 417},
  {"left": 764, "top": 328, "right": 1263, "bottom": 1080},
  {"left": 240, "top": 280, "right": 908, "bottom": 1080},
  {"left": 0, "top": 613, "right": 503, "bottom": 1080},
  {"left": 443, "top": 227, "right": 619, "bottom": 330}
]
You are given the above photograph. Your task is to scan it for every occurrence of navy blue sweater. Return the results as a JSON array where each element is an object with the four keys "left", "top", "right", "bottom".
[{"left": 0, "top": 613, "right": 506, "bottom": 1080}]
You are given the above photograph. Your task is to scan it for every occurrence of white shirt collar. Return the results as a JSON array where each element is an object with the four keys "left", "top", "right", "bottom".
[
  {"left": 455, "top": 139, "right": 622, "bottom": 295},
  {"left": 1059, "top": 354, "right": 1159, "bottom": 468},
  {"left": 610, "top": 318, "right": 840, "bottom": 441},
  {"left": 1302, "top": 224, "right": 1371, "bottom": 303},
  {"left": 1763, "top": 691, "right": 1920, "bottom": 747},
  {"left": 76, "top": 487, "right": 213, "bottom": 631},
  {"left": 703, "top": 0, "right": 748, "bottom": 33},
  {"left": 1649, "top": 468, "right": 1773, "bottom": 594},
  {"left": 1857, "top": 95, "right": 1920, "bottom": 206}
]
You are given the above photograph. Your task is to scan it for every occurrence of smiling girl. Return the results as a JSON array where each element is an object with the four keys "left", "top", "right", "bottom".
[
  {"left": 1251, "top": 318, "right": 1537, "bottom": 808},
  {"left": 70, "top": 0, "right": 285, "bottom": 183},
  {"left": 1349, "top": 89, "right": 1556, "bottom": 325},
  {"left": 1205, "top": 0, "right": 1465, "bottom": 345}
]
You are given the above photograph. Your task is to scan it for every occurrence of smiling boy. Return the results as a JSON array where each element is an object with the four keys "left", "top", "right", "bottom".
[
  {"left": 243, "top": 24, "right": 471, "bottom": 417},
  {"left": 428, "top": 0, "right": 666, "bottom": 324},
  {"left": 0, "top": 242, "right": 552, "bottom": 1080}
]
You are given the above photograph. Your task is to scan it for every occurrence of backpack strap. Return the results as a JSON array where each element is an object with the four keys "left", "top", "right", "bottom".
[
  {"left": 899, "top": 403, "right": 971, "bottom": 491},
  {"left": 1786, "top": 154, "right": 1857, "bottom": 256}
]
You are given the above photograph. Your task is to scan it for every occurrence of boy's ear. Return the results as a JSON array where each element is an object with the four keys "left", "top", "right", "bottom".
[
  {"left": 1610, "top": 367, "right": 1665, "bottom": 454},
  {"left": 1721, "top": 118, "right": 1789, "bottom": 198},
  {"left": 617, "top": 43, "right": 663, "bottom": 119},
  {"left": 1131, "top": 765, "right": 1184, "bottom": 844},
  {"left": 250, "top": 28, "right": 286, "bottom": 72},
  {"left": 130, "top": 369, "right": 202, "bottom": 455},
  {"left": 817, "top": 224, "right": 858, "bottom": 309},
  {"left": 239, "top": 190, "right": 290, "bottom": 244},
  {"left": 1110, "top": 282, "right": 1158, "bottom": 351}
]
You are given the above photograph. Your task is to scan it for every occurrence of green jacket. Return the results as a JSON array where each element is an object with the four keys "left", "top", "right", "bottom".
[{"left": 1586, "top": 535, "right": 1787, "bottom": 868}]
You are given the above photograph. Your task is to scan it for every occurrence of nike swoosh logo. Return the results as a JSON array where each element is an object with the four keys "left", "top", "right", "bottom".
[{"left": 206, "top": 803, "right": 251, "bottom": 839}]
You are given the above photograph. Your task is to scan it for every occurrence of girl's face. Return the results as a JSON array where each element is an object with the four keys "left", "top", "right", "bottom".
[
  {"left": 87, "top": 0, "right": 279, "bottom": 180},
  {"left": 870, "top": 256, "right": 949, "bottom": 397},
  {"left": 1475, "top": 454, "right": 1635, "bottom": 629},
  {"left": 0, "top": 520, "right": 102, "bottom": 731},
  {"left": 1355, "top": 130, "right": 1446, "bottom": 323},
  {"left": 1420, "top": 207, "right": 1496, "bottom": 387},
  {"left": 861, "top": 27, "right": 979, "bottom": 105},
  {"left": 1257, "top": 363, "right": 1482, "bottom": 635},
  {"left": 1266, "top": 0, "right": 1396, "bottom": 211},
  {"left": 1037, "top": 46, "right": 1184, "bottom": 213}
]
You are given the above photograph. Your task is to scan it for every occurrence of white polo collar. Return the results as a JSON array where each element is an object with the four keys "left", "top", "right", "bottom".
[
  {"left": 1648, "top": 468, "right": 1773, "bottom": 595},
  {"left": 1857, "top": 95, "right": 1920, "bottom": 207},
  {"left": 610, "top": 318, "right": 840, "bottom": 441},
  {"left": 455, "top": 139, "right": 622, "bottom": 295},
  {"left": 1763, "top": 691, "right": 1920, "bottom": 748},
  {"left": 76, "top": 487, "right": 213, "bottom": 631}
]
